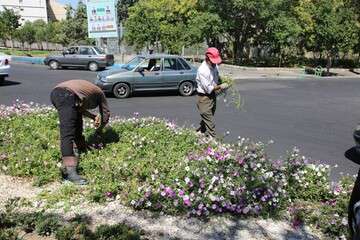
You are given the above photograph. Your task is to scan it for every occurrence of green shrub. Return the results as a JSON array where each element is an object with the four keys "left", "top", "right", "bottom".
[
  {"left": 0, "top": 102, "right": 354, "bottom": 239},
  {"left": 94, "top": 224, "right": 141, "bottom": 240}
]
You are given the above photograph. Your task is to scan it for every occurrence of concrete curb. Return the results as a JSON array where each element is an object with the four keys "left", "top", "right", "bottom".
[
  {"left": 11, "top": 55, "right": 125, "bottom": 70},
  {"left": 233, "top": 75, "right": 360, "bottom": 81},
  {"left": 11, "top": 56, "right": 45, "bottom": 65}
]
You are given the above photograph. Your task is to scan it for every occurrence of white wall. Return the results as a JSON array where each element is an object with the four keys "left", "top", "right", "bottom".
[{"left": 0, "top": 0, "right": 48, "bottom": 23}]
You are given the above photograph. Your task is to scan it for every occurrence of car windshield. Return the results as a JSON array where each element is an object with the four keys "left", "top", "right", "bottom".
[
  {"left": 93, "top": 46, "right": 105, "bottom": 54},
  {"left": 123, "top": 56, "right": 145, "bottom": 71}
]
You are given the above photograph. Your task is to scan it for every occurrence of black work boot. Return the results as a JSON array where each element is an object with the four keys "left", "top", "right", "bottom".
[
  {"left": 64, "top": 166, "right": 88, "bottom": 185},
  {"left": 62, "top": 156, "right": 88, "bottom": 185}
]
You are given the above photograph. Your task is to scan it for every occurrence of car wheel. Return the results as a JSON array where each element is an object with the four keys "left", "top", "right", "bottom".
[
  {"left": 113, "top": 83, "right": 130, "bottom": 98},
  {"left": 179, "top": 81, "right": 194, "bottom": 96},
  {"left": 49, "top": 60, "right": 60, "bottom": 70},
  {"left": 0, "top": 76, "right": 4, "bottom": 84},
  {"left": 88, "top": 62, "right": 99, "bottom": 72}
]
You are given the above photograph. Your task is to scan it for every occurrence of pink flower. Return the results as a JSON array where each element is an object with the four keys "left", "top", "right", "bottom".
[
  {"left": 183, "top": 195, "right": 191, "bottom": 206},
  {"left": 242, "top": 207, "right": 250, "bottom": 214}
]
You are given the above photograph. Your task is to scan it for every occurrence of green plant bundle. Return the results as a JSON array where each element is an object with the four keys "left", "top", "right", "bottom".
[
  {"left": 218, "top": 75, "right": 244, "bottom": 110},
  {"left": 0, "top": 102, "right": 354, "bottom": 239}
]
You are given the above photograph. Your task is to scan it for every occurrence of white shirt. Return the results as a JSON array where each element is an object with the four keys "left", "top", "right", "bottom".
[{"left": 196, "top": 61, "right": 219, "bottom": 94}]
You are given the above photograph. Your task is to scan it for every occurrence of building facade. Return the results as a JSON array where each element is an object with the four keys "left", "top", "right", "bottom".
[
  {"left": 0, "top": 0, "right": 66, "bottom": 24},
  {"left": 47, "top": 0, "right": 66, "bottom": 21}
]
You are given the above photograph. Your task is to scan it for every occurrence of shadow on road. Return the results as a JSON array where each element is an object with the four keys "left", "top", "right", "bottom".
[{"left": 0, "top": 80, "right": 21, "bottom": 87}]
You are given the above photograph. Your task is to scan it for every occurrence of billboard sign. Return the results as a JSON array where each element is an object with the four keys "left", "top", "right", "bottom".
[{"left": 86, "top": 0, "right": 118, "bottom": 38}]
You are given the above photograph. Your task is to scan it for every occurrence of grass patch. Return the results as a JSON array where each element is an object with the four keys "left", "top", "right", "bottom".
[{"left": 0, "top": 48, "right": 58, "bottom": 57}]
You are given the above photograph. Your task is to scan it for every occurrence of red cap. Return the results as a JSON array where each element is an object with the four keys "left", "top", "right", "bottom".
[{"left": 205, "top": 47, "right": 222, "bottom": 64}]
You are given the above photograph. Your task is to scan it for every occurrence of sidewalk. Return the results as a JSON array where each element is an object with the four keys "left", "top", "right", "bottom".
[
  {"left": 220, "top": 64, "right": 360, "bottom": 80},
  {"left": 11, "top": 54, "right": 360, "bottom": 80}
]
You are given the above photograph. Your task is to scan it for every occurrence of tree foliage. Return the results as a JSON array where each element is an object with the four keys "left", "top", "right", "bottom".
[
  {"left": 0, "top": 8, "right": 20, "bottom": 44},
  {"left": 124, "top": 0, "right": 360, "bottom": 67},
  {"left": 125, "top": 0, "right": 222, "bottom": 53}
]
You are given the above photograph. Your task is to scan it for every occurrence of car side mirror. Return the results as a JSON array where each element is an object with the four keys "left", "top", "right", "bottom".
[{"left": 62, "top": 50, "right": 69, "bottom": 55}]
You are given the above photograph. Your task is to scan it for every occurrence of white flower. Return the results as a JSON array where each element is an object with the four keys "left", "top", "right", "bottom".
[
  {"left": 130, "top": 200, "right": 136, "bottom": 205},
  {"left": 185, "top": 166, "right": 190, "bottom": 171},
  {"left": 146, "top": 201, "right": 152, "bottom": 207},
  {"left": 341, "top": 217, "right": 347, "bottom": 226}
]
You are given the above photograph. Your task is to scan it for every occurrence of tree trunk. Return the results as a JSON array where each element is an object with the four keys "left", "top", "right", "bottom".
[
  {"left": 232, "top": 38, "right": 239, "bottom": 64},
  {"left": 326, "top": 54, "right": 332, "bottom": 74}
]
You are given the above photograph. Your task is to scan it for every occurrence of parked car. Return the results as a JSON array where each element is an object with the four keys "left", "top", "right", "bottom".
[
  {"left": 44, "top": 46, "right": 114, "bottom": 71},
  {"left": 95, "top": 54, "right": 197, "bottom": 98},
  {"left": 0, "top": 52, "right": 11, "bottom": 83}
]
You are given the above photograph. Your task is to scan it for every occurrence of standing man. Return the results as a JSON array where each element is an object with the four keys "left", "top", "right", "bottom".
[
  {"left": 196, "top": 47, "right": 228, "bottom": 138},
  {"left": 50, "top": 79, "right": 110, "bottom": 185}
]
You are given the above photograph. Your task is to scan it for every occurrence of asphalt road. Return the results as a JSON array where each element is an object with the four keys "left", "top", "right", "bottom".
[{"left": 1, "top": 63, "right": 360, "bottom": 179}]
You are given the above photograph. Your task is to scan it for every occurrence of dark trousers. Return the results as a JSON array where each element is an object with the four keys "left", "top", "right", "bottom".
[
  {"left": 50, "top": 88, "right": 83, "bottom": 157},
  {"left": 197, "top": 93, "right": 216, "bottom": 137},
  {"left": 349, "top": 168, "right": 360, "bottom": 239}
]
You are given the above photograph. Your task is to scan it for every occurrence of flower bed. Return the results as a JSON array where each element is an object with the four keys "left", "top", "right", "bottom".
[{"left": 0, "top": 101, "right": 353, "bottom": 239}]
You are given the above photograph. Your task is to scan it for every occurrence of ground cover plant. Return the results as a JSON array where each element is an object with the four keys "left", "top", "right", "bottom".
[
  {"left": 0, "top": 198, "right": 141, "bottom": 240},
  {"left": 0, "top": 101, "right": 354, "bottom": 239}
]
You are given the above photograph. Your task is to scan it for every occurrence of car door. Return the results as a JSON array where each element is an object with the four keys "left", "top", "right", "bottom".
[
  {"left": 161, "top": 57, "right": 186, "bottom": 89},
  {"left": 61, "top": 47, "right": 79, "bottom": 66},
  {"left": 78, "top": 47, "right": 95, "bottom": 67},
  {"left": 133, "top": 57, "right": 163, "bottom": 90}
]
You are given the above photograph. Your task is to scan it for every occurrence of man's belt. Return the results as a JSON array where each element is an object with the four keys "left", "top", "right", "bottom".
[{"left": 198, "top": 92, "right": 216, "bottom": 98}]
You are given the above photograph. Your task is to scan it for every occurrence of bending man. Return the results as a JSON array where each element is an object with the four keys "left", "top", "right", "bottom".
[{"left": 50, "top": 79, "right": 110, "bottom": 185}]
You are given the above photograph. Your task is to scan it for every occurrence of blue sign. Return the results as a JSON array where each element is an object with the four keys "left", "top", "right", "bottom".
[{"left": 86, "top": 0, "right": 118, "bottom": 38}]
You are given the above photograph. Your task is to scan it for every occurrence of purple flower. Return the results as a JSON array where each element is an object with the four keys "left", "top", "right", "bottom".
[
  {"left": 198, "top": 203, "right": 204, "bottom": 210},
  {"left": 207, "top": 147, "right": 215, "bottom": 156},
  {"left": 105, "top": 192, "right": 113, "bottom": 198},
  {"left": 165, "top": 187, "right": 175, "bottom": 198},
  {"left": 212, "top": 204, "right": 218, "bottom": 210},
  {"left": 178, "top": 189, "right": 185, "bottom": 197}
]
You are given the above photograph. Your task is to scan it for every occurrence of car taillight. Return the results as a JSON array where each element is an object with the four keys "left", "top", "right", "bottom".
[{"left": 4, "top": 59, "right": 9, "bottom": 65}]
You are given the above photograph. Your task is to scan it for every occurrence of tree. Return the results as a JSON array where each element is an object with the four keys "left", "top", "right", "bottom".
[
  {"left": 117, "top": 0, "right": 138, "bottom": 22},
  {"left": 57, "top": 2, "right": 93, "bottom": 46},
  {"left": 15, "top": 21, "right": 36, "bottom": 50},
  {"left": 309, "top": 0, "right": 358, "bottom": 73},
  {"left": 0, "top": 8, "right": 20, "bottom": 48},
  {"left": 265, "top": 0, "right": 302, "bottom": 66},
  {"left": 33, "top": 20, "right": 47, "bottom": 50},
  {"left": 200, "top": 0, "right": 274, "bottom": 62},
  {"left": 125, "top": 0, "right": 222, "bottom": 53}
]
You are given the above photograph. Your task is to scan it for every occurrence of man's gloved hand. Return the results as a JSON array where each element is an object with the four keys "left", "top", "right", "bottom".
[{"left": 219, "top": 83, "right": 229, "bottom": 90}]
